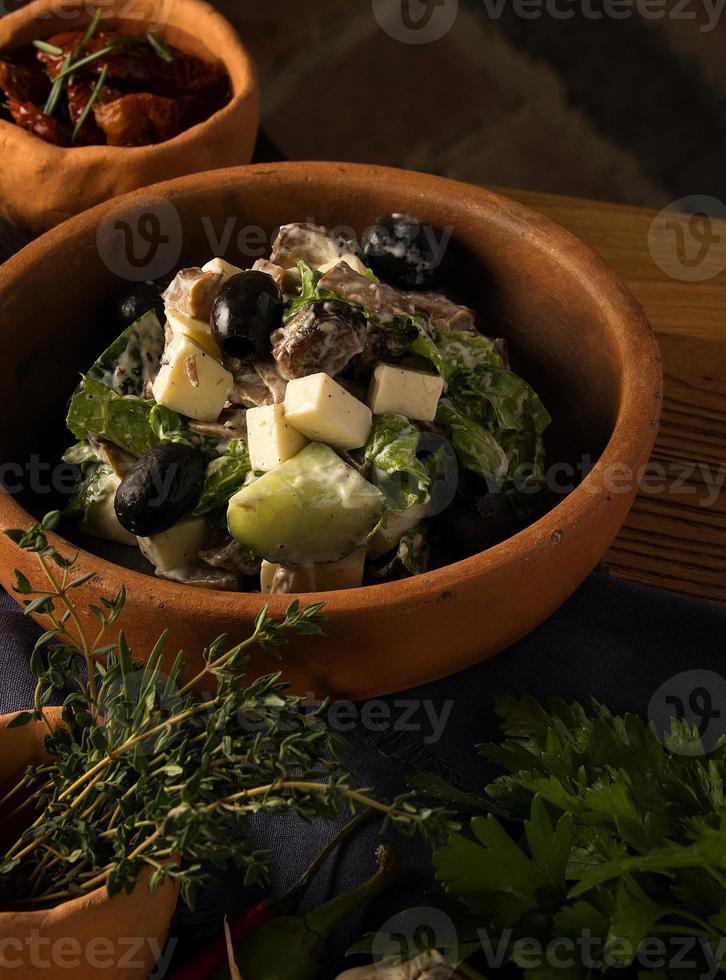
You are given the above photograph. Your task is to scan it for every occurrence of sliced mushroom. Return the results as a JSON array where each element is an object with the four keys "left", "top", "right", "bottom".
[
  {"left": 95, "top": 439, "right": 136, "bottom": 478},
  {"left": 319, "top": 261, "right": 477, "bottom": 332},
  {"left": 163, "top": 267, "right": 222, "bottom": 320},
  {"left": 189, "top": 408, "right": 248, "bottom": 442},
  {"left": 318, "top": 262, "right": 415, "bottom": 320},
  {"left": 272, "top": 300, "right": 367, "bottom": 380},
  {"left": 158, "top": 564, "right": 240, "bottom": 591},
  {"left": 252, "top": 258, "right": 301, "bottom": 298},
  {"left": 224, "top": 356, "right": 275, "bottom": 408},
  {"left": 253, "top": 359, "right": 287, "bottom": 403},
  {"left": 407, "top": 291, "right": 476, "bottom": 332},
  {"left": 200, "top": 535, "right": 261, "bottom": 577},
  {"left": 270, "top": 222, "right": 349, "bottom": 270}
]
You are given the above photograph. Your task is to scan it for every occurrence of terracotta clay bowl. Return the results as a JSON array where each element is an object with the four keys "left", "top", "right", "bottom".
[
  {"left": 0, "top": 162, "right": 662, "bottom": 700},
  {"left": 0, "top": 0, "right": 259, "bottom": 235},
  {"left": 0, "top": 710, "right": 179, "bottom": 980}
]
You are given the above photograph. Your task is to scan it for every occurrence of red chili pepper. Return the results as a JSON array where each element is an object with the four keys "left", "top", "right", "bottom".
[
  {"left": 170, "top": 812, "right": 372, "bottom": 980},
  {"left": 171, "top": 900, "right": 275, "bottom": 980}
]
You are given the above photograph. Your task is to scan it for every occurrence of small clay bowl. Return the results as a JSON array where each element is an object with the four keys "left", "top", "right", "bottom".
[
  {"left": 0, "top": 0, "right": 259, "bottom": 235},
  {"left": 0, "top": 709, "right": 179, "bottom": 980},
  {"left": 0, "top": 163, "right": 662, "bottom": 699}
]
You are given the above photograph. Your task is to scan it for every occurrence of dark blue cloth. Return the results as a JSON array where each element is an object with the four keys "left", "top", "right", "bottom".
[{"left": 2, "top": 574, "right": 725, "bottom": 976}]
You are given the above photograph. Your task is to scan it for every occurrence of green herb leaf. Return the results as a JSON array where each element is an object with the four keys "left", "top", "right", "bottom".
[
  {"left": 71, "top": 63, "right": 108, "bottom": 143},
  {"left": 86, "top": 311, "right": 165, "bottom": 396},
  {"left": 193, "top": 440, "right": 252, "bottom": 516},
  {"left": 147, "top": 29, "right": 174, "bottom": 63},
  {"left": 364, "top": 414, "right": 431, "bottom": 511},
  {"left": 6, "top": 711, "right": 34, "bottom": 729},
  {"left": 33, "top": 39, "right": 64, "bottom": 55}
]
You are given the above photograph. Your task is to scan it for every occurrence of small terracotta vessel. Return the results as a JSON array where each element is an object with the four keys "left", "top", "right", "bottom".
[
  {"left": 0, "top": 162, "right": 662, "bottom": 699},
  {"left": 0, "top": 710, "right": 179, "bottom": 979},
  {"left": 0, "top": 0, "right": 259, "bottom": 234}
]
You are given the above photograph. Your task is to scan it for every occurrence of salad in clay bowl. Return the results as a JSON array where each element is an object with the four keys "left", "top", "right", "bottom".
[{"left": 62, "top": 215, "right": 552, "bottom": 595}]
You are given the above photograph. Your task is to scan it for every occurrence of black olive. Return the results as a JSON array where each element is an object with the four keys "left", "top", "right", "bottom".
[
  {"left": 107, "top": 281, "right": 166, "bottom": 331},
  {"left": 211, "top": 271, "right": 284, "bottom": 360},
  {"left": 362, "top": 213, "right": 450, "bottom": 290},
  {"left": 115, "top": 443, "right": 206, "bottom": 537}
]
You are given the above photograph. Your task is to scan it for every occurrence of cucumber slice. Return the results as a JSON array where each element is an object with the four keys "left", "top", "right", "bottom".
[{"left": 227, "top": 443, "right": 385, "bottom": 565}]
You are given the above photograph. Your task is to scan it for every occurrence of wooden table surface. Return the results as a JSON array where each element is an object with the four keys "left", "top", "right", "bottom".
[
  {"left": 2, "top": 186, "right": 724, "bottom": 604},
  {"left": 508, "top": 189, "right": 726, "bottom": 604}
]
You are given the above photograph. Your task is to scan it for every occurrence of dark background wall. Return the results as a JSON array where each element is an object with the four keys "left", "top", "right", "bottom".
[{"left": 215, "top": 0, "right": 725, "bottom": 210}]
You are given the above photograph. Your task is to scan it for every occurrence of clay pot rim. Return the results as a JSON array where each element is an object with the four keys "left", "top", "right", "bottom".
[
  {"left": 0, "top": 161, "right": 663, "bottom": 618},
  {"left": 0, "top": 0, "right": 257, "bottom": 159},
  {"left": 0, "top": 708, "right": 107, "bottom": 915},
  {"left": 0, "top": 709, "right": 180, "bottom": 918}
]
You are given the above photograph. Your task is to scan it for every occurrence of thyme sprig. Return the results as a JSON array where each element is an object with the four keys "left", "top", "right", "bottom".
[{"left": 0, "top": 517, "right": 455, "bottom": 910}]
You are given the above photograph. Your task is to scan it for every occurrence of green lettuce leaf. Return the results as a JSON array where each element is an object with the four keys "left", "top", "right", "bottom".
[
  {"left": 193, "top": 439, "right": 252, "bottom": 516},
  {"left": 67, "top": 378, "right": 161, "bottom": 458},
  {"left": 65, "top": 462, "right": 115, "bottom": 523},
  {"left": 411, "top": 326, "right": 503, "bottom": 381},
  {"left": 413, "top": 327, "right": 551, "bottom": 489},
  {"left": 61, "top": 441, "right": 104, "bottom": 467},
  {"left": 436, "top": 398, "right": 510, "bottom": 485},
  {"left": 148, "top": 404, "right": 219, "bottom": 457},
  {"left": 87, "top": 311, "right": 164, "bottom": 397},
  {"left": 284, "top": 261, "right": 336, "bottom": 321},
  {"left": 364, "top": 414, "right": 431, "bottom": 511},
  {"left": 376, "top": 524, "right": 429, "bottom": 577},
  {"left": 67, "top": 378, "right": 216, "bottom": 462}
]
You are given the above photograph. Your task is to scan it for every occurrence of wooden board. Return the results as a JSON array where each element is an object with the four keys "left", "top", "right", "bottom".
[{"left": 507, "top": 189, "right": 726, "bottom": 603}]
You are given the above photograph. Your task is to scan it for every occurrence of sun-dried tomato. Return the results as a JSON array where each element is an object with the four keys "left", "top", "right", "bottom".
[{"left": 7, "top": 98, "right": 64, "bottom": 144}]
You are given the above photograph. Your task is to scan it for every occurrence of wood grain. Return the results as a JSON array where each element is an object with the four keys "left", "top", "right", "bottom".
[{"left": 508, "top": 189, "right": 726, "bottom": 603}]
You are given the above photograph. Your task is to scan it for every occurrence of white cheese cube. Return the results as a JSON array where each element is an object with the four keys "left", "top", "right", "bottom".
[
  {"left": 284, "top": 373, "right": 372, "bottom": 450},
  {"left": 83, "top": 471, "right": 137, "bottom": 547},
  {"left": 317, "top": 253, "right": 369, "bottom": 276},
  {"left": 247, "top": 403, "right": 309, "bottom": 472},
  {"left": 152, "top": 333, "right": 233, "bottom": 422},
  {"left": 367, "top": 502, "right": 428, "bottom": 560},
  {"left": 138, "top": 516, "right": 210, "bottom": 575},
  {"left": 367, "top": 363, "right": 444, "bottom": 423},
  {"left": 260, "top": 547, "right": 366, "bottom": 594},
  {"left": 202, "top": 257, "right": 244, "bottom": 282},
  {"left": 166, "top": 309, "right": 221, "bottom": 360}
]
